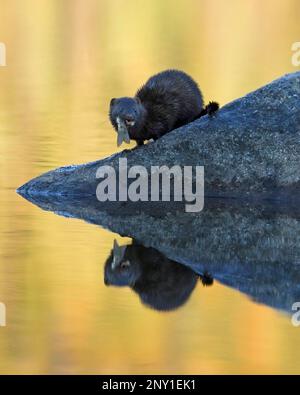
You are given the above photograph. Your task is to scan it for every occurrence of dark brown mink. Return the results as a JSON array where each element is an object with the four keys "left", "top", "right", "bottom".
[{"left": 109, "top": 69, "right": 219, "bottom": 146}]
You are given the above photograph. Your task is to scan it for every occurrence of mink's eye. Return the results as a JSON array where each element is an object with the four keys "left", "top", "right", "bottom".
[{"left": 120, "top": 260, "right": 130, "bottom": 269}]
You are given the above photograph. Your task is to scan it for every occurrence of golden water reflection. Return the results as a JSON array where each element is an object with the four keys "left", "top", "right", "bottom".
[{"left": 0, "top": 0, "right": 300, "bottom": 374}]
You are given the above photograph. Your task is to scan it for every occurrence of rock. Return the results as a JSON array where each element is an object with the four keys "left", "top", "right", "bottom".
[{"left": 18, "top": 72, "right": 300, "bottom": 200}]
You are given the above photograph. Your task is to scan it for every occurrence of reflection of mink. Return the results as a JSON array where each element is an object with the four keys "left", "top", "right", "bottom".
[
  {"left": 109, "top": 70, "right": 219, "bottom": 146},
  {"left": 104, "top": 240, "right": 213, "bottom": 312}
]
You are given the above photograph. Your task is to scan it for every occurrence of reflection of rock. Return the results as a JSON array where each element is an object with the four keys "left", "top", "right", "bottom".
[
  {"left": 16, "top": 191, "right": 300, "bottom": 314},
  {"left": 18, "top": 72, "right": 300, "bottom": 199},
  {"left": 104, "top": 240, "right": 212, "bottom": 312}
]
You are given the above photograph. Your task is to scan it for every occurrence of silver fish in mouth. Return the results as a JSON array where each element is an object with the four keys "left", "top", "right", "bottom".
[
  {"left": 111, "top": 239, "right": 127, "bottom": 269},
  {"left": 116, "top": 117, "right": 131, "bottom": 147}
]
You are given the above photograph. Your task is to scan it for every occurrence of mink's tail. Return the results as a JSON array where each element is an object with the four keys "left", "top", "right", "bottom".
[
  {"left": 199, "top": 272, "right": 214, "bottom": 287},
  {"left": 199, "top": 101, "right": 219, "bottom": 118}
]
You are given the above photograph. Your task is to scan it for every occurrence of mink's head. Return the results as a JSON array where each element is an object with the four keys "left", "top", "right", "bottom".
[
  {"left": 109, "top": 97, "right": 146, "bottom": 137},
  {"left": 104, "top": 240, "right": 142, "bottom": 287}
]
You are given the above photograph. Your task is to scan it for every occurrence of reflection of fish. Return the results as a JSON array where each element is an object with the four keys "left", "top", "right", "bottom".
[
  {"left": 116, "top": 117, "right": 131, "bottom": 147},
  {"left": 112, "top": 239, "right": 126, "bottom": 269}
]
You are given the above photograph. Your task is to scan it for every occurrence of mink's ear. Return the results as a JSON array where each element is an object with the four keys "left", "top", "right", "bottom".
[{"left": 110, "top": 98, "right": 116, "bottom": 107}]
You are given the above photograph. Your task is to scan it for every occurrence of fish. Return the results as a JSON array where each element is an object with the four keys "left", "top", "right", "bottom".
[{"left": 116, "top": 117, "right": 131, "bottom": 147}]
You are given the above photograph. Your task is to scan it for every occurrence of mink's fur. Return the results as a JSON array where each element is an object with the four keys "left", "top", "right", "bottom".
[
  {"left": 104, "top": 241, "right": 213, "bottom": 312},
  {"left": 109, "top": 70, "right": 219, "bottom": 146}
]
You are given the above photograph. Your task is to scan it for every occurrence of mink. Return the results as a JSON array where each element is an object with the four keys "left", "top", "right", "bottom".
[
  {"left": 109, "top": 69, "right": 219, "bottom": 146},
  {"left": 104, "top": 240, "right": 213, "bottom": 312}
]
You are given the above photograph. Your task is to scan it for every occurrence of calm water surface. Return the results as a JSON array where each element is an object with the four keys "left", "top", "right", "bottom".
[{"left": 0, "top": 0, "right": 300, "bottom": 374}]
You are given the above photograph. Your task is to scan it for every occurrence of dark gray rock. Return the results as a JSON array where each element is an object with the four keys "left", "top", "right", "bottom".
[{"left": 18, "top": 72, "right": 300, "bottom": 199}]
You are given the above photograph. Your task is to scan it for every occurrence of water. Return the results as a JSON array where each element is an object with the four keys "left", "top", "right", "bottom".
[{"left": 1, "top": 0, "right": 300, "bottom": 374}]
